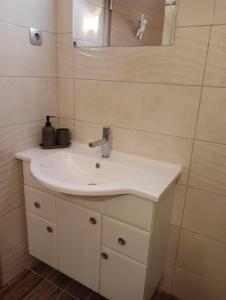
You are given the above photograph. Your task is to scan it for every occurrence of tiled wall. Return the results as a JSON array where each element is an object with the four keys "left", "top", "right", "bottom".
[
  {"left": 57, "top": 0, "right": 226, "bottom": 299},
  {"left": 0, "top": 0, "right": 58, "bottom": 286}
]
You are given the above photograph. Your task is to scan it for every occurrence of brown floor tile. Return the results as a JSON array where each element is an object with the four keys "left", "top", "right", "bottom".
[
  {"left": 88, "top": 293, "right": 108, "bottom": 300},
  {"left": 46, "top": 271, "right": 72, "bottom": 289},
  {"left": 29, "top": 260, "right": 54, "bottom": 278},
  {"left": 57, "top": 292, "right": 76, "bottom": 300},
  {"left": 0, "top": 269, "right": 42, "bottom": 300},
  {"left": 65, "top": 280, "right": 92, "bottom": 300},
  {"left": 151, "top": 289, "right": 179, "bottom": 300},
  {"left": 25, "top": 281, "right": 61, "bottom": 300}
]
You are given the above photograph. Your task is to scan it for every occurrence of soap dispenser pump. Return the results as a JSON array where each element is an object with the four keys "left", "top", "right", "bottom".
[{"left": 42, "top": 115, "right": 56, "bottom": 146}]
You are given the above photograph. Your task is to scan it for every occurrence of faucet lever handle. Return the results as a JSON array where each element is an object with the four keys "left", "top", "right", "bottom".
[{"left": 103, "top": 127, "right": 110, "bottom": 140}]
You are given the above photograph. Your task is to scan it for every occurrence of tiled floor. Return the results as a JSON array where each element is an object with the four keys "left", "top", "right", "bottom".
[{"left": 0, "top": 260, "right": 179, "bottom": 300}]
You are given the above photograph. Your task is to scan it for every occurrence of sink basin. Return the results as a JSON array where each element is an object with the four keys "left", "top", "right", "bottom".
[{"left": 19, "top": 143, "right": 182, "bottom": 201}]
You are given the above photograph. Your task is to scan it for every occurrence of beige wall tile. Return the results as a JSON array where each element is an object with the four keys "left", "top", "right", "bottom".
[
  {"left": 75, "top": 120, "right": 193, "bottom": 185},
  {"left": 0, "top": 122, "right": 42, "bottom": 173},
  {"left": 159, "top": 262, "right": 174, "bottom": 293},
  {"left": 183, "top": 188, "right": 226, "bottom": 243},
  {"left": 213, "top": 0, "right": 226, "bottom": 25},
  {"left": 205, "top": 25, "right": 226, "bottom": 87},
  {"left": 75, "top": 79, "right": 201, "bottom": 138},
  {"left": 0, "top": 78, "right": 57, "bottom": 127},
  {"left": 75, "top": 26, "right": 209, "bottom": 85},
  {"left": 177, "top": 0, "right": 214, "bottom": 27},
  {"left": 57, "top": 33, "right": 74, "bottom": 78},
  {"left": 173, "top": 266, "right": 226, "bottom": 300},
  {"left": 189, "top": 141, "right": 226, "bottom": 196},
  {"left": 177, "top": 229, "right": 226, "bottom": 285},
  {"left": 57, "top": 0, "right": 73, "bottom": 33},
  {"left": 0, "top": 23, "right": 57, "bottom": 77},
  {"left": 171, "top": 184, "right": 186, "bottom": 227},
  {"left": 59, "top": 78, "right": 74, "bottom": 119},
  {"left": 196, "top": 87, "right": 226, "bottom": 144},
  {"left": 0, "top": 0, "right": 56, "bottom": 32},
  {"left": 0, "top": 240, "right": 33, "bottom": 285},
  {"left": 166, "top": 225, "right": 180, "bottom": 264},
  {"left": 0, "top": 206, "right": 27, "bottom": 255},
  {"left": 0, "top": 167, "right": 24, "bottom": 217}
]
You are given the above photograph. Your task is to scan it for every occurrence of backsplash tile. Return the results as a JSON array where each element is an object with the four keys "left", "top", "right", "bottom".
[
  {"left": 0, "top": 0, "right": 58, "bottom": 286},
  {"left": 0, "top": 23, "right": 57, "bottom": 77},
  {"left": 173, "top": 266, "right": 226, "bottom": 300},
  {"left": 75, "top": 27, "right": 210, "bottom": 85},
  {"left": 189, "top": 141, "right": 226, "bottom": 196},
  {"left": 213, "top": 0, "right": 226, "bottom": 25},
  {"left": 177, "top": 229, "right": 226, "bottom": 285},
  {"left": 196, "top": 87, "right": 226, "bottom": 144},
  {"left": 0, "top": 0, "right": 56, "bottom": 32},
  {"left": 75, "top": 79, "right": 201, "bottom": 138},
  {"left": 183, "top": 188, "right": 226, "bottom": 242},
  {"left": 0, "top": 77, "right": 57, "bottom": 127},
  {"left": 176, "top": 0, "right": 215, "bottom": 27},
  {"left": 204, "top": 25, "right": 226, "bottom": 87}
]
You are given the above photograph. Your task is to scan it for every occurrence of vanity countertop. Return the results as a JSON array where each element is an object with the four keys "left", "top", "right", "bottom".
[{"left": 16, "top": 142, "right": 181, "bottom": 202}]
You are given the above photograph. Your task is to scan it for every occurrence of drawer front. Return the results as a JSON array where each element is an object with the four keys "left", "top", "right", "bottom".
[
  {"left": 25, "top": 186, "right": 56, "bottom": 223},
  {"left": 100, "top": 246, "right": 146, "bottom": 300},
  {"left": 26, "top": 213, "right": 58, "bottom": 269},
  {"left": 102, "top": 217, "right": 150, "bottom": 264}
]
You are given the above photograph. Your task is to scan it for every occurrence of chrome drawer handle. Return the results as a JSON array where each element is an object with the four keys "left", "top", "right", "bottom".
[
  {"left": 47, "top": 226, "right": 53, "bottom": 233},
  {"left": 101, "top": 252, "right": 109, "bottom": 260},
  {"left": 90, "top": 217, "right": 97, "bottom": 225},
  {"left": 118, "top": 237, "right": 126, "bottom": 246},
  {"left": 34, "top": 202, "right": 40, "bottom": 209}
]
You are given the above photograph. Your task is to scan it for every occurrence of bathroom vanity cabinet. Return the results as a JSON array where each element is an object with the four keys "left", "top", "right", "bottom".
[{"left": 21, "top": 161, "right": 175, "bottom": 300}]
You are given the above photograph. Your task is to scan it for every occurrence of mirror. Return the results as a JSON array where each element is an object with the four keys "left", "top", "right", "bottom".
[{"left": 73, "top": 0, "right": 178, "bottom": 48}]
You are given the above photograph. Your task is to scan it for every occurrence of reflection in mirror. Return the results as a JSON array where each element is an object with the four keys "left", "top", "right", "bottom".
[{"left": 73, "top": 0, "right": 178, "bottom": 48}]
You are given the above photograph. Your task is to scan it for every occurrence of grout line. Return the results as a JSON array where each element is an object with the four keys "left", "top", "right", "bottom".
[
  {"left": 174, "top": 264, "right": 226, "bottom": 288},
  {"left": 0, "top": 269, "right": 29, "bottom": 295},
  {"left": 73, "top": 77, "right": 202, "bottom": 88},
  {"left": 86, "top": 292, "right": 94, "bottom": 300},
  {"left": 0, "top": 118, "right": 44, "bottom": 130},
  {"left": 171, "top": 0, "right": 217, "bottom": 292},
  {"left": 75, "top": 118, "right": 194, "bottom": 141},
  {"left": 177, "top": 23, "right": 226, "bottom": 28},
  {"left": 27, "top": 266, "right": 55, "bottom": 280},
  {"left": 65, "top": 76, "right": 226, "bottom": 89},
  {"left": 22, "top": 278, "right": 45, "bottom": 300},
  {"left": 180, "top": 227, "right": 226, "bottom": 245},
  {"left": 0, "top": 20, "right": 56, "bottom": 34},
  {"left": 0, "top": 75, "right": 58, "bottom": 79}
]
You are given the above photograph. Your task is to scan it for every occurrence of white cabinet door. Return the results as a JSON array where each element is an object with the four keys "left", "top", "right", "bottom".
[
  {"left": 56, "top": 198, "right": 101, "bottom": 292},
  {"left": 26, "top": 213, "right": 58, "bottom": 268},
  {"left": 100, "top": 246, "right": 146, "bottom": 300}
]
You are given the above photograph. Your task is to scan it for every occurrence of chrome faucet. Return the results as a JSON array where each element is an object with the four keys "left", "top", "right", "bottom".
[{"left": 89, "top": 127, "right": 111, "bottom": 158}]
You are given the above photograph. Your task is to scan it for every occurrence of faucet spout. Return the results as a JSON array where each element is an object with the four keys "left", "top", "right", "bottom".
[{"left": 89, "top": 127, "right": 111, "bottom": 158}]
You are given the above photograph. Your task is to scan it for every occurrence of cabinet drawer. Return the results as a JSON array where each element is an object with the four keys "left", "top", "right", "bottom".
[
  {"left": 24, "top": 186, "right": 56, "bottom": 222},
  {"left": 102, "top": 216, "right": 150, "bottom": 264},
  {"left": 26, "top": 213, "right": 58, "bottom": 269},
  {"left": 100, "top": 246, "right": 146, "bottom": 300}
]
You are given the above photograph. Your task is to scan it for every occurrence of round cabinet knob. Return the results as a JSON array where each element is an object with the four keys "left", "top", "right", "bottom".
[
  {"left": 90, "top": 217, "right": 97, "bottom": 225},
  {"left": 47, "top": 226, "right": 53, "bottom": 233},
  {"left": 34, "top": 202, "right": 40, "bottom": 209},
  {"left": 118, "top": 237, "right": 126, "bottom": 246},
  {"left": 101, "top": 253, "right": 109, "bottom": 260}
]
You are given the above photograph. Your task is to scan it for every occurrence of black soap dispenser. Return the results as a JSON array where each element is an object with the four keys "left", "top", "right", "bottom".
[{"left": 42, "top": 115, "right": 56, "bottom": 146}]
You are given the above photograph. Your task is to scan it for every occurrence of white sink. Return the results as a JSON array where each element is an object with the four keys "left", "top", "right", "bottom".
[{"left": 16, "top": 143, "right": 181, "bottom": 201}]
